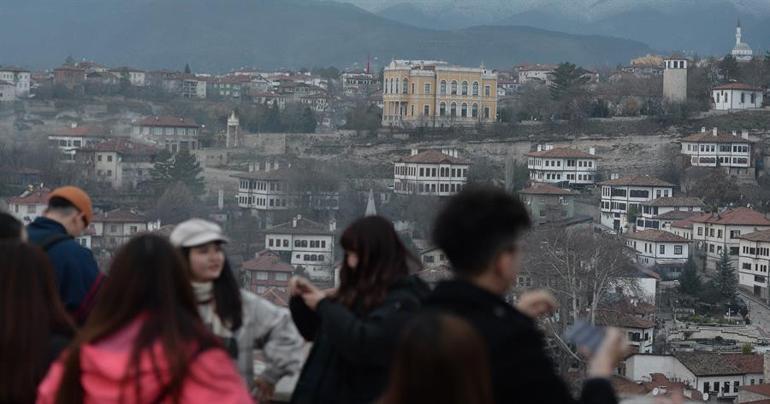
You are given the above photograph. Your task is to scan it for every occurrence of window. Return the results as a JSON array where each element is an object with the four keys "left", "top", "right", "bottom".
[
  {"left": 439, "top": 102, "right": 446, "bottom": 116},
  {"left": 275, "top": 273, "right": 289, "bottom": 281},
  {"left": 659, "top": 244, "right": 665, "bottom": 255},
  {"left": 424, "top": 83, "right": 431, "bottom": 94},
  {"left": 440, "top": 80, "right": 446, "bottom": 95},
  {"left": 97, "top": 155, "right": 102, "bottom": 162},
  {"left": 107, "top": 155, "right": 113, "bottom": 162},
  {"left": 629, "top": 190, "right": 649, "bottom": 198},
  {"left": 484, "top": 107, "right": 490, "bottom": 119},
  {"left": 697, "top": 227, "right": 703, "bottom": 236},
  {"left": 472, "top": 81, "right": 479, "bottom": 96},
  {"left": 674, "top": 245, "right": 683, "bottom": 255},
  {"left": 283, "top": 239, "right": 289, "bottom": 247},
  {"left": 703, "top": 382, "right": 710, "bottom": 393},
  {"left": 451, "top": 81, "right": 457, "bottom": 95},
  {"left": 485, "top": 85, "right": 491, "bottom": 97},
  {"left": 471, "top": 103, "right": 478, "bottom": 118},
  {"left": 424, "top": 105, "right": 430, "bottom": 116},
  {"left": 461, "top": 103, "right": 467, "bottom": 117},
  {"left": 256, "top": 271, "right": 268, "bottom": 280},
  {"left": 402, "top": 79, "right": 408, "bottom": 94},
  {"left": 450, "top": 102, "right": 457, "bottom": 117},
  {"left": 461, "top": 81, "right": 468, "bottom": 95}
]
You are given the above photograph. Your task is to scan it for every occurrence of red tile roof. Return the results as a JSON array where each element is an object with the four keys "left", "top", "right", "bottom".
[
  {"left": 136, "top": 116, "right": 199, "bottom": 128},
  {"left": 645, "top": 197, "right": 704, "bottom": 208},
  {"left": 681, "top": 131, "right": 754, "bottom": 143},
  {"left": 595, "top": 309, "right": 655, "bottom": 329},
  {"left": 92, "top": 208, "right": 149, "bottom": 223},
  {"left": 526, "top": 147, "right": 597, "bottom": 159},
  {"left": 740, "top": 229, "right": 770, "bottom": 243},
  {"left": 742, "top": 384, "right": 770, "bottom": 397},
  {"left": 625, "top": 229, "right": 689, "bottom": 243},
  {"left": 674, "top": 352, "right": 763, "bottom": 376},
  {"left": 242, "top": 251, "right": 294, "bottom": 273},
  {"left": 398, "top": 150, "right": 471, "bottom": 165},
  {"left": 713, "top": 82, "right": 762, "bottom": 91},
  {"left": 671, "top": 218, "right": 696, "bottom": 229},
  {"left": 691, "top": 208, "right": 770, "bottom": 226},
  {"left": 600, "top": 175, "right": 674, "bottom": 187},
  {"left": 50, "top": 125, "right": 108, "bottom": 137},
  {"left": 520, "top": 182, "right": 576, "bottom": 196},
  {"left": 7, "top": 188, "right": 51, "bottom": 205},
  {"left": 651, "top": 210, "right": 701, "bottom": 221}
]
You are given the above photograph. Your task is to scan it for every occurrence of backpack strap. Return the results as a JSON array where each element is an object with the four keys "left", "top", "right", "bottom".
[
  {"left": 36, "top": 233, "right": 73, "bottom": 251},
  {"left": 73, "top": 273, "right": 105, "bottom": 325}
]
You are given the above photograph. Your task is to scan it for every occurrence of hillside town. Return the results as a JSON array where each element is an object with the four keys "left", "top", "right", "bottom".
[{"left": 3, "top": 15, "right": 770, "bottom": 404}]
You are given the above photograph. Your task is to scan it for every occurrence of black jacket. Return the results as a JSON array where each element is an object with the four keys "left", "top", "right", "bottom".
[
  {"left": 426, "top": 280, "right": 617, "bottom": 404},
  {"left": 290, "top": 276, "right": 429, "bottom": 404}
]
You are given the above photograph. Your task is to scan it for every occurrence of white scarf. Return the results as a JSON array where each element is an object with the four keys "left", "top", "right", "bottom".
[{"left": 192, "top": 281, "right": 234, "bottom": 339}]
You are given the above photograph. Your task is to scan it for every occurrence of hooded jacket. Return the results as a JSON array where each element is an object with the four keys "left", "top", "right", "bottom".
[
  {"left": 27, "top": 217, "right": 101, "bottom": 314},
  {"left": 290, "top": 275, "right": 430, "bottom": 404},
  {"left": 36, "top": 316, "right": 253, "bottom": 404}
]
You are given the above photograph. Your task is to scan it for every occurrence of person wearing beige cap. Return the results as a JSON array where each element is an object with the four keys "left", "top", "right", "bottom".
[
  {"left": 171, "top": 218, "right": 304, "bottom": 401},
  {"left": 27, "top": 186, "right": 103, "bottom": 325}
]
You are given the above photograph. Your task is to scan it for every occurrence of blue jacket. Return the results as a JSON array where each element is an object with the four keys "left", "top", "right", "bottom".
[{"left": 27, "top": 217, "right": 101, "bottom": 313}]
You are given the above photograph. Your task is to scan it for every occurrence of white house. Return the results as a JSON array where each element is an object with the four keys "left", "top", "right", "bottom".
[
  {"left": 393, "top": 149, "right": 470, "bottom": 196},
  {"left": 132, "top": 116, "right": 200, "bottom": 153},
  {"left": 516, "top": 64, "right": 557, "bottom": 86},
  {"left": 233, "top": 166, "right": 339, "bottom": 213},
  {"left": 110, "top": 67, "right": 146, "bottom": 87},
  {"left": 671, "top": 217, "right": 697, "bottom": 241},
  {"left": 526, "top": 145, "right": 598, "bottom": 186},
  {"left": 76, "top": 138, "right": 159, "bottom": 190},
  {"left": 596, "top": 307, "right": 655, "bottom": 353},
  {"left": 419, "top": 247, "right": 450, "bottom": 269},
  {"left": 691, "top": 208, "right": 770, "bottom": 271},
  {"left": 48, "top": 124, "right": 109, "bottom": 162},
  {"left": 624, "top": 229, "right": 689, "bottom": 268},
  {"left": 737, "top": 229, "right": 770, "bottom": 302},
  {"left": 600, "top": 175, "right": 675, "bottom": 233},
  {"left": 0, "top": 66, "right": 31, "bottom": 96},
  {"left": 90, "top": 208, "right": 161, "bottom": 250},
  {"left": 6, "top": 186, "right": 51, "bottom": 225},
  {"left": 636, "top": 197, "right": 704, "bottom": 231},
  {"left": 712, "top": 83, "right": 763, "bottom": 111},
  {"left": 625, "top": 352, "right": 763, "bottom": 400},
  {"left": 265, "top": 215, "right": 335, "bottom": 282},
  {"left": 0, "top": 81, "right": 15, "bottom": 102},
  {"left": 680, "top": 127, "right": 753, "bottom": 175}
]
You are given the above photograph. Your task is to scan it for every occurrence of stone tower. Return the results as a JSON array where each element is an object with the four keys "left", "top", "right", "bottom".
[
  {"left": 226, "top": 111, "right": 240, "bottom": 148},
  {"left": 663, "top": 58, "right": 687, "bottom": 103}
]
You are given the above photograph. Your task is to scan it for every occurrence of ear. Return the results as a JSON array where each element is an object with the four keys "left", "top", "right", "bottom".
[{"left": 493, "top": 250, "right": 513, "bottom": 278}]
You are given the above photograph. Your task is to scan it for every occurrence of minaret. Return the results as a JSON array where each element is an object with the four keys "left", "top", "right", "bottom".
[
  {"left": 736, "top": 19, "right": 742, "bottom": 46},
  {"left": 663, "top": 58, "right": 687, "bottom": 103},
  {"left": 226, "top": 111, "right": 240, "bottom": 148},
  {"left": 364, "top": 189, "right": 377, "bottom": 216}
]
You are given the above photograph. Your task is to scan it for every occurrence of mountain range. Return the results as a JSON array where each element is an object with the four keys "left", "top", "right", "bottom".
[
  {"left": 366, "top": 0, "right": 770, "bottom": 55},
  {"left": 0, "top": 0, "right": 652, "bottom": 71}
]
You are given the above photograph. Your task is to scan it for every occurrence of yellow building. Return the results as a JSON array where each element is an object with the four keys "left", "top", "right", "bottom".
[{"left": 382, "top": 60, "right": 497, "bottom": 128}]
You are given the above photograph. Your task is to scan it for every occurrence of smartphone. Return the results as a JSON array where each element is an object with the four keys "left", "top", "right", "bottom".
[{"left": 565, "top": 320, "right": 606, "bottom": 355}]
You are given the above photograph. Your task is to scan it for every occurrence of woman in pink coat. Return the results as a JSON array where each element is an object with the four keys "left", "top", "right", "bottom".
[{"left": 37, "top": 234, "right": 253, "bottom": 404}]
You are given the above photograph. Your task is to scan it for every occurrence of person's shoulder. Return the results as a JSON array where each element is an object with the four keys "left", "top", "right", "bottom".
[
  {"left": 240, "top": 289, "right": 287, "bottom": 318},
  {"left": 386, "top": 275, "right": 430, "bottom": 303}
]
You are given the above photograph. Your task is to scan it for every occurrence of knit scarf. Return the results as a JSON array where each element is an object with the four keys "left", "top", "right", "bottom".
[{"left": 191, "top": 281, "right": 234, "bottom": 339}]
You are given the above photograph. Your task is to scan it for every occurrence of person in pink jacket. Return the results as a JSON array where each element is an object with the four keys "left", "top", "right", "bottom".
[{"left": 37, "top": 234, "right": 253, "bottom": 404}]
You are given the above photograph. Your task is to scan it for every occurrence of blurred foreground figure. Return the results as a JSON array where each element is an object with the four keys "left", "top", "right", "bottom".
[
  {"left": 427, "top": 186, "right": 627, "bottom": 404},
  {"left": 37, "top": 234, "right": 253, "bottom": 404},
  {"left": 0, "top": 212, "right": 25, "bottom": 240},
  {"left": 379, "top": 312, "right": 494, "bottom": 404},
  {"left": 0, "top": 241, "right": 74, "bottom": 403},
  {"left": 289, "top": 216, "right": 429, "bottom": 404},
  {"left": 172, "top": 218, "right": 304, "bottom": 401},
  {"left": 27, "top": 186, "right": 102, "bottom": 324}
]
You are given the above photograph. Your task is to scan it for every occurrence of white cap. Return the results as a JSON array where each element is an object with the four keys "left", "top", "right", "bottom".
[{"left": 169, "top": 218, "right": 229, "bottom": 248}]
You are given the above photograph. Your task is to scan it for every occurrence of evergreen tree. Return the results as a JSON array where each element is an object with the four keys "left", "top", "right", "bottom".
[
  {"left": 548, "top": 62, "right": 589, "bottom": 101},
  {"left": 150, "top": 149, "right": 205, "bottom": 196},
  {"left": 678, "top": 258, "right": 701, "bottom": 296},
  {"left": 184, "top": 63, "right": 192, "bottom": 74},
  {"left": 299, "top": 106, "right": 317, "bottom": 133},
  {"left": 263, "top": 101, "right": 283, "bottom": 132},
  {"left": 719, "top": 55, "right": 740, "bottom": 81},
  {"left": 711, "top": 250, "right": 737, "bottom": 303}
]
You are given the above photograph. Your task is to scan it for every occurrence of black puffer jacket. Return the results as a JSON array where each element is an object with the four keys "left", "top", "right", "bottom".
[{"left": 290, "top": 275, "right": 429, "bottom": 404}]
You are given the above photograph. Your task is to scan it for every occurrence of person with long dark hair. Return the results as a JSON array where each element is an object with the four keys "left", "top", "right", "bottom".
[
  {"left": 0, "top": 212, "right": 25, "bottom": 240},
  {"left": 0, "top": 241, "right": 74, "bottom": 403},
  {"left": 36, "top": 234, "right": 252, "bottom": 404},
  {"left": 171, "top": 219, "right": 303, "bottom": 400},
  {"left": 380, "top": 312, "right": 494, "bottom": 404},
  {"left": 289, "top": 215, "right": 429, "bottom": 404}
]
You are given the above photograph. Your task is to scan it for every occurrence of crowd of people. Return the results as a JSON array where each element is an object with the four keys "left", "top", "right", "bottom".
[{"left": 0, "top": 185, "right": 631, "bottom": 404}]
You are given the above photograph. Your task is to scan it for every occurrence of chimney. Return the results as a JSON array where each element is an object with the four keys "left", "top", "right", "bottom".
[
  {"left": 292, "top": 216, "right": 298, "bottom": 228},
  {"left": 410, "top": 148, "right": 419, "bottom": 156},
  {"left": 701, "top": 127, "right": 706, "bottom": 133},
  {"left": 329, "top": 218, "right": 337, "bottom": 232},
  {"left": 611, "top": 173, "right": 619, "bottom": 180},
  {"left": 712, "top": 127, "right": 718, "bottom": 137},
  {"left": 742, "top": 129, "right": 749, "bottom": 140},
  {"left": 589, "top": 147, "right": 596, "bottom": 155},
  {"left": 732, "top": 130, "right": 737, "bottom": 137},
  {"left": 70, "top": 122, "right": 77, "bottom": 129},
  {"left": 273, "top": 161, "right": 279, "bottom": 170},
  {"left": 537, "top": 144, "right": 542, "bottom": 152}
]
